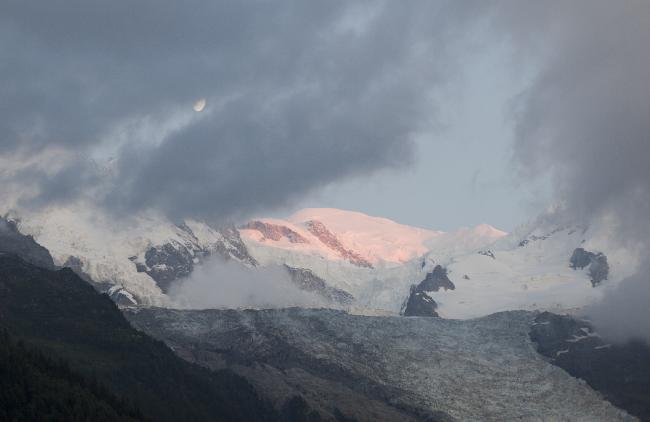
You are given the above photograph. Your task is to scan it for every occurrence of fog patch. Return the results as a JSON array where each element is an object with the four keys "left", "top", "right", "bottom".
[
  {"left": 168, "top": 258, "right": 324, "bottom": 310},
  {"left": 585, "top": 264, "right": 650, "bottom": 343}
]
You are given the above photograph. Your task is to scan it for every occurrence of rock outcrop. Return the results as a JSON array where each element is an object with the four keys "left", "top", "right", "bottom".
[
  {"left": 305, "top": 220, "right": 373, "bottom": 268},
  {"left": 569, "top": 248, "right": 609, "bottom": 286},
  {"left": 284, "top": 266, "right": 354, "bottom": 306},
  {"left": 402, "top": 265, "right": 454, "bottom": 317},
  {"left": 0, "top": 218, "right": 55, "bottom": 270},
  {"left": 530, "top": 312, "right": 650, "bottom": 421}
]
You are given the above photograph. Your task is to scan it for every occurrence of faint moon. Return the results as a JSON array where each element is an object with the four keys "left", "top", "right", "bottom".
[{"left": 193, "top": 98, "right": 206, "bottom": 112}]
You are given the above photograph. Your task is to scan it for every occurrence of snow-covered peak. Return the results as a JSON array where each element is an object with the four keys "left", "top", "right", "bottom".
[
  {"left": 9, "top": 203, "right": 255, "bottom": 306},
  {"left": 471, "top": 223, "right": 508, "bottom": 238},
  {"left": 288, "top": 208, "right": 441, "bottom": 238},
  {"left": 8, "top": 202, "right": 638, "bottom": 321},
  {"left": 241, "top": 208, "right": 508, "bottom": 268}
]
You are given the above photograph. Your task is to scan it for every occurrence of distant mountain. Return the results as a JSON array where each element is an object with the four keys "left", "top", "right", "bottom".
[
  {"left": 0, "top": 253, "right": 279, "bottom": 422},
  {"left": 240, "top": 208, "right": 450, "bottom": 266},
  {"left": 5, "top": 205, "right": 639, "bottom": 318},
  {"left": 237, "top": 209, "right": 635, "bottom": 318},
  {"left": 6, "top": 205, "right": 258, "bottom": 306}
]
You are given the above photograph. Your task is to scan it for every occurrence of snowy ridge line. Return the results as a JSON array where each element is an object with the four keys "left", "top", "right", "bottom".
[{"left": 5, "top": 205, "right": 641, "bottom": 319}]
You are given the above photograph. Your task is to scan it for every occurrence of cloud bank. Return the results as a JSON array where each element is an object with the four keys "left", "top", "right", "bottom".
[
  {"left": 1, "top": 1, "right": 484, "bottom": 222},
  {"left": 498, "top": 0, "right": 650, "bottom": 341},
  {"left": 169, "top": 258, "right": 323, "bottom": 310}
]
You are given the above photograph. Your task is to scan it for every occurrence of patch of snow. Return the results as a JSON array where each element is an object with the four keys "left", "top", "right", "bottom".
[{"left": 594, "top": 344, "right": 612, "bottom": 350}]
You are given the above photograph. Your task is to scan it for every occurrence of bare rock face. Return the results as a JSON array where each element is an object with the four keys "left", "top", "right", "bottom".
[
  {"left": 569, "top": 248, "right": 609, "bottom": 286},
  {"left": 402, "top": 287, "right": 439, "bottom": 317},
  {"left": 284, "top": 266, "right": 354, "bottom": 306},
  {"left": 243, "top": 221, "right": 308, "bottom": 243},
  {"left": 142, "top": 241, "right": 197, "bottom": 292},
  {"left": 418, "top": 266, "right": 455, "bottom": 292},
  {"left": 401, "top": 266, "right": 454, "bottom": 317},
  {"left": 134, "top": 224, "right": 259, "bottom": 293},
  {"left": 478, "top": 250, "right": 496, "bottom": 259},
  {"left": 211, "top": 225, "right": 259, "bottom": 266},
  {"left": 530, "top": 312, "right": 650, "bottom": 421},
  {"left": 305, "top": 220, "right": 373, "bottom": 268},
  {"left": 0, "top": 218, "right": 55, "bottom": 270},
  {"left": 126, "top": 307, "right": 634, "bottom": 422}
]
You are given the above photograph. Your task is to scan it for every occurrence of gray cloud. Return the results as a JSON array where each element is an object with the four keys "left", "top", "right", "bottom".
[
  {"left": 169, "top": 258, "right": 324, "bottom": 309},
  {"left": 497, "top": 0, "right": 650, "bottom": 340},
  {"left": 586, "top": 264, "right": 650, "bottom": 343},
  {"left": 505, "top": 0, "right": 649, "bottom": 230},
  {"left": 1, "top": 1, "right": 486, "bottom": 221}
]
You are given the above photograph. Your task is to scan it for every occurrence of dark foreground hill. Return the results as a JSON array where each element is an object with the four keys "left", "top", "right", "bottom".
[
  {"left": 0, "top": 253, "right": 278, "bottom": 422},
  {"left": 0, "top": 329, "right": 145, "bottom": 421}
]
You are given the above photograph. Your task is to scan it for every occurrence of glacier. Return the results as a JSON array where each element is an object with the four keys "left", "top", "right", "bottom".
[{"left": 126, "top": 307, "right": 635, "bottom": 421}]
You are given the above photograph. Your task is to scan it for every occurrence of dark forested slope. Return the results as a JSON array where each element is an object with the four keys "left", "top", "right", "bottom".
[
  {"left": 0, "top": 329, "right": 145, "bottom": 422},
  {"left": 0, "top": 253, "right": 278, "bottom": 422}
]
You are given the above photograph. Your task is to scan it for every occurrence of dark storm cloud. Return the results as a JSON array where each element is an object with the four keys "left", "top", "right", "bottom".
[
  {"left": 503, "top": 0, "right": 650, "bottom": 233},
  {"left": 496, "top": 0, "right": 650, "bottom": 340},
  {"left": 1, "top": 0, "right": 485, "bottom": 220}
]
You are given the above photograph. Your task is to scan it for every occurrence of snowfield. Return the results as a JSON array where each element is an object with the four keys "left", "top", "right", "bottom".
[{"left": 241, "top": 209, "right": 640, "bottom": 318}]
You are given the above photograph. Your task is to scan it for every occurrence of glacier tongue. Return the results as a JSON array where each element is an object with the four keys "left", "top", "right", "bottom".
[{"left": 126, "top": 307, "right": 635, "bottom": 421}]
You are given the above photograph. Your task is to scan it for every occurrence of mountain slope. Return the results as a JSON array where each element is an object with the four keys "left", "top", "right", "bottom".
[
  {"left": 0, "top": 217, "right": 55, "bottom": 270},
  {"left": 0, "top": 253, "right": 278, "bottom": 422},
  {"left": 531, "top": 312, "right": 650, "bottom": 421},
  {"left": 239, "top": 208, "right": 508, "bottom": 314},
  {"left": 0, "top": 329, "right": 145, "bottom": 422},
  {"left": 241, "top": 208, "right": 445, "bottom": 266},
  {"left": 8, "top": 205, "right": 257, "bottom": 306},
  {"left": 240, "top": 209, "right": 640, "bottom": 318},
  {"left": 421, "top": 220, "right": 638, "bottom": 319}
]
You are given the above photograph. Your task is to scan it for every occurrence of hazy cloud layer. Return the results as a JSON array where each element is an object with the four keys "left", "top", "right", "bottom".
[
  {"left": 498, "top": 0, "right": 650, "bottom": 340},
  {"left": 169, "top": 258, "right": 324, "bottom": 309},
  {"left": 586, "top": 264, "right": 650, "bottom": 343},
  {"left": 1, "top": 1, "right": 486, "bottom": 221},
  {"left": 504, "top": 0, "right": 650, "bottom": 233}
]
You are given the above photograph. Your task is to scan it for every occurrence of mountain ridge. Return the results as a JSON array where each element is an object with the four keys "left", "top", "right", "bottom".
[{"left": 3, "top": 205, "right": 639, "bottom": 320}]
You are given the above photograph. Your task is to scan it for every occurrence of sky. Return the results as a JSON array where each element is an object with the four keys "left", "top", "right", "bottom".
[
  {"left": 1, "top": 1, "right": 538, "bottom": 230},
  {"left": 295, "top": 39, "right": 540, "bottom": 232},
  {"left": 0, "top": 1, "right": 645, "bottom": 236}
]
